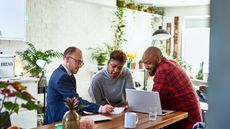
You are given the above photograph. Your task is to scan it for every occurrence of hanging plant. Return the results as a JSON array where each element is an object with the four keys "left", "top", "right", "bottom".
[{"left": 113, "top": 7, "right": 126, "bottom": 51}]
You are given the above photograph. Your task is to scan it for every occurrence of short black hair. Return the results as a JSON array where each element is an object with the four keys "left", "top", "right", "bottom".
[{"left": 109, "top": 50, "right": 127, "bottom": 63}]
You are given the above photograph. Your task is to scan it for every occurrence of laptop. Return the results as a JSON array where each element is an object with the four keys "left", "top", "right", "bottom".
[{"left": 126, "top": 89, "right": 173, "bottom": 115}]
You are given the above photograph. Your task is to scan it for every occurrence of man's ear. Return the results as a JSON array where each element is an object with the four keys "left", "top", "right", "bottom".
[{"left": 156, "top": 56, "right": 161, "bottom": 64}]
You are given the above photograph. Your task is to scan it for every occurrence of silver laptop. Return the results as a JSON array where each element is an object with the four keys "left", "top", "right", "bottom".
[{"left": 126, "top": 89, "right": 173, "bottom": 115}]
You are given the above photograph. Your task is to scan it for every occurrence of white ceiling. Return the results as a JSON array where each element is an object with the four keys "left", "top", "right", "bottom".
[{"left": 135, "top": 0, "right": 210, "bottom": 7}]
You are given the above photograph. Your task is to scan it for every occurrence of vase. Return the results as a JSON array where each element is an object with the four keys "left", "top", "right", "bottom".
[
  {"left": 62, "top": 110, "right": 80, "bottom": 129},
  {"left": 0, "top": 111, "right": 11, "bottom": 128},
  {"left": 127, "top": 62, "right": 131, "bottom": 69}
]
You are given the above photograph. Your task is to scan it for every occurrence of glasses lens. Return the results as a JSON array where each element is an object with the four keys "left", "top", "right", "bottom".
[{"left": 70, "top": 57, "right": 84, "bottom": 66}]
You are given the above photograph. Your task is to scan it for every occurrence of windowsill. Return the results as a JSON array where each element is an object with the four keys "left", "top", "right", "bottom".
[{"left": 191, "top": 79, "right": 208, "bottom": 86}]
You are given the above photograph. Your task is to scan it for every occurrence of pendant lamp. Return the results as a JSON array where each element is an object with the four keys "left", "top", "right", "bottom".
[{"left": 152, "top": 26, "right": 171, "bottom": 40}]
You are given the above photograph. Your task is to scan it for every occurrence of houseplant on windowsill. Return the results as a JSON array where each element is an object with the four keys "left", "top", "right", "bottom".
[{"left": 0, "top": 81, "right": 38, "bottom": 128}]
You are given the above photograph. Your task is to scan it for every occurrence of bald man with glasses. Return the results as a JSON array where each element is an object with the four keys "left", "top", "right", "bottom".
[{"left": 45, "top": 46, "right": 114, "bottom": 124}]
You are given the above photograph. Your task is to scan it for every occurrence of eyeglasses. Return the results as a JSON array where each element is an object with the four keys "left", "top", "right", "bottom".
[{"left": 69, "top": 56, "right": 84, "bottom": 66}]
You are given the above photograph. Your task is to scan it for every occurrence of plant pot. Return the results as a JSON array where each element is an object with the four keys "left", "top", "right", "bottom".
[
  {"left": 138, "top": 63, "right": 144, "bottom": 69},
  {"left": 126, "top": 3, "right": 136, "bottom": 10},
  {"left": 97, "top": 64, "right": 105, "bottom": 71},
  {"left": 0, "top": 111, "right": 11, "bottom": 128},
  {"left": 116, "top": 0, "right": 125, "bottom": 8},
  {"left": 62, "top": 110, "right": 80, "bottom": 129},
  {"left": 131, "top": 62, "right": 136, "bottom": 69}
]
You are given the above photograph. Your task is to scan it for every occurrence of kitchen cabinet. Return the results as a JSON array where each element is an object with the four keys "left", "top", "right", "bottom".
[{"left": 0, "top": 0, "right": 26, "bottom": 40}]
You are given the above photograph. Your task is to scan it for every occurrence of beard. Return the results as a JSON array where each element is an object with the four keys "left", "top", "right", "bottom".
[
  {"left": 147, "top": 64, "right": 159, "bottom": 76},
  {"left": 148, "top": 69, "right": 157, "bottom": 76}
]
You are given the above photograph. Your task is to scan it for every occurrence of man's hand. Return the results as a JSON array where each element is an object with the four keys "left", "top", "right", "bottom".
[{"left": 101, "top": 104, "right": 114, "bottom": 113}]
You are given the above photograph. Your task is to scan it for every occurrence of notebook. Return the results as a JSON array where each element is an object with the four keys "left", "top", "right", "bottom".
[{"left": 126, "top": 89, "right": 173, "bottom": 115}]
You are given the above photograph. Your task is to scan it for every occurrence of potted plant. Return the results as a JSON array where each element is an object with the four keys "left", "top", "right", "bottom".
[
  {"left": 88, "top": 47, "right": 108, "bottom": 70},
  {"left": 0, "top": 81, "right": 38, "bottom": 128},
  {"left": 126, "top": 53, "right": 137, "bottom": 69},
  {"left": 137, "top": 4, "right": 144, "bottom": 11},
  {"left": 126, "top": 0, "right": 136, "bottom": 10},
  {"left": 16, "top": 42, "right": 63, "bottom": 77},
  {"left": 138, "top": 59, "right": 144, "bottom": 69},
  {"left": 196, "top": 61, "right": 204, "bottom": 80}
]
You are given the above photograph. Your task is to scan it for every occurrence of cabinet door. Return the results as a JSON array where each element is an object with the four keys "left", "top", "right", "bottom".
[
  {"left": 10, "top": 110, "right": 37, "bottom": 128},
  {"left": 0, "top": 0, "right": 25, "bottom": 40}
]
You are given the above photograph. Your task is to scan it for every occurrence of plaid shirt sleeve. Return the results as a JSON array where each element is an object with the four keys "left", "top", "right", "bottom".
[{"left": 153, "top": 58, "right": 202, "bottom": 129}]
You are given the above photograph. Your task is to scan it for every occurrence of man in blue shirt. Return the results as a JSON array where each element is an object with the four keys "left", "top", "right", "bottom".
[{"left": 45, "top": 46, "right": 114, "bottom": 124}]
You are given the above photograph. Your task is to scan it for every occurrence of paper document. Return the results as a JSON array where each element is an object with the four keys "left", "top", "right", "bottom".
[
  {"left": 109, "top": 107, "right": 125, "bottom": 115},
  {"left": 82, "top": 114, "right": 112, "bottom": 122}
]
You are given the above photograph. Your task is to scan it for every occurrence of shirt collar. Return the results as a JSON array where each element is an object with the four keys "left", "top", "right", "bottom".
[{"left": 62, "top": 64, "right": 72, "bottom": 76}]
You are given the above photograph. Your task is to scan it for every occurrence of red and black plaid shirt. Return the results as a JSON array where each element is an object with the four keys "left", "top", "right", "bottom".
[{"left": 152, "top": 57, "right": 202, "bottom": 129}]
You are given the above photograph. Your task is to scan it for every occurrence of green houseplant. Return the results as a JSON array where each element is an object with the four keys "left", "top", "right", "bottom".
[
  {"left": 16, "top": 42, "right": 63, "bottom": 77},
  {"left": 88, "top": 46, "right": 108, "bottom": 71},
  {"left": 0, "top": 81, "right": 38, "bottom": 128}
]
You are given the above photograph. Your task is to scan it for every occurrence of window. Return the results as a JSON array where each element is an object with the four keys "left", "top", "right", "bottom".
[{"left": 181, "top": 16, "right": 210, "bottom": 79}]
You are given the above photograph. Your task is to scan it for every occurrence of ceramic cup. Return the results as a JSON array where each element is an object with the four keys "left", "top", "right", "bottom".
[{"left": 124, "top": 112, "right": 138, "bottom": 128}]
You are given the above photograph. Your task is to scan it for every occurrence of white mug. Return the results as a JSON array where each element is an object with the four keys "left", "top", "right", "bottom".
[{"left": 124, "top": 112, "right": 138, "bottom": 128}]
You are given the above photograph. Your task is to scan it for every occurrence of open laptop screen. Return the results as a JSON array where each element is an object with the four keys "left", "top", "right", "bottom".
[{"left": 126, "top": 89, "right": 163, "bottom": 115}]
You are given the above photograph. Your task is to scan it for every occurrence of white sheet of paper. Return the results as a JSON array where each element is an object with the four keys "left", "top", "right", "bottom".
[
  {"left": 109, "top": 107, "right": 126, "bottom": 115},
  {"left": 81, "top": 114, "right": 112, "bottom": 122}
]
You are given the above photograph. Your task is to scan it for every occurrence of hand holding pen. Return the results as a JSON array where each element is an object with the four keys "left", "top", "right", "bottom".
[
  {"left": 101, "top": 97, "right": 114, "bottom": 113},
  {"left": 105, "top": 97, "right": 112, "bottom": 105}
]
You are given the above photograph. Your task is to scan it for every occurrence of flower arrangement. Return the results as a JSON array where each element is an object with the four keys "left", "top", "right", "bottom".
[
  {"left": 126, "top": 53, "right": 137, "bottom": 63},
  {"left": 126, "top": 53, "right": 137, "bottom": 69},
  {"left": 0, "top": 81, "right": 38, "bottom": 115}
]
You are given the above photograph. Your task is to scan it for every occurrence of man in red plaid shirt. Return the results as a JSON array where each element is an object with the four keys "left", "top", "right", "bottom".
[{"left": 142, "top": 47, "right": 202, "bottom": 129}]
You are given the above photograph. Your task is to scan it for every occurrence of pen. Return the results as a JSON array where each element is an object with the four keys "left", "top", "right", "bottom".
[{"left": 105, "top": 97, "right": 112, "bottom": 105}]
